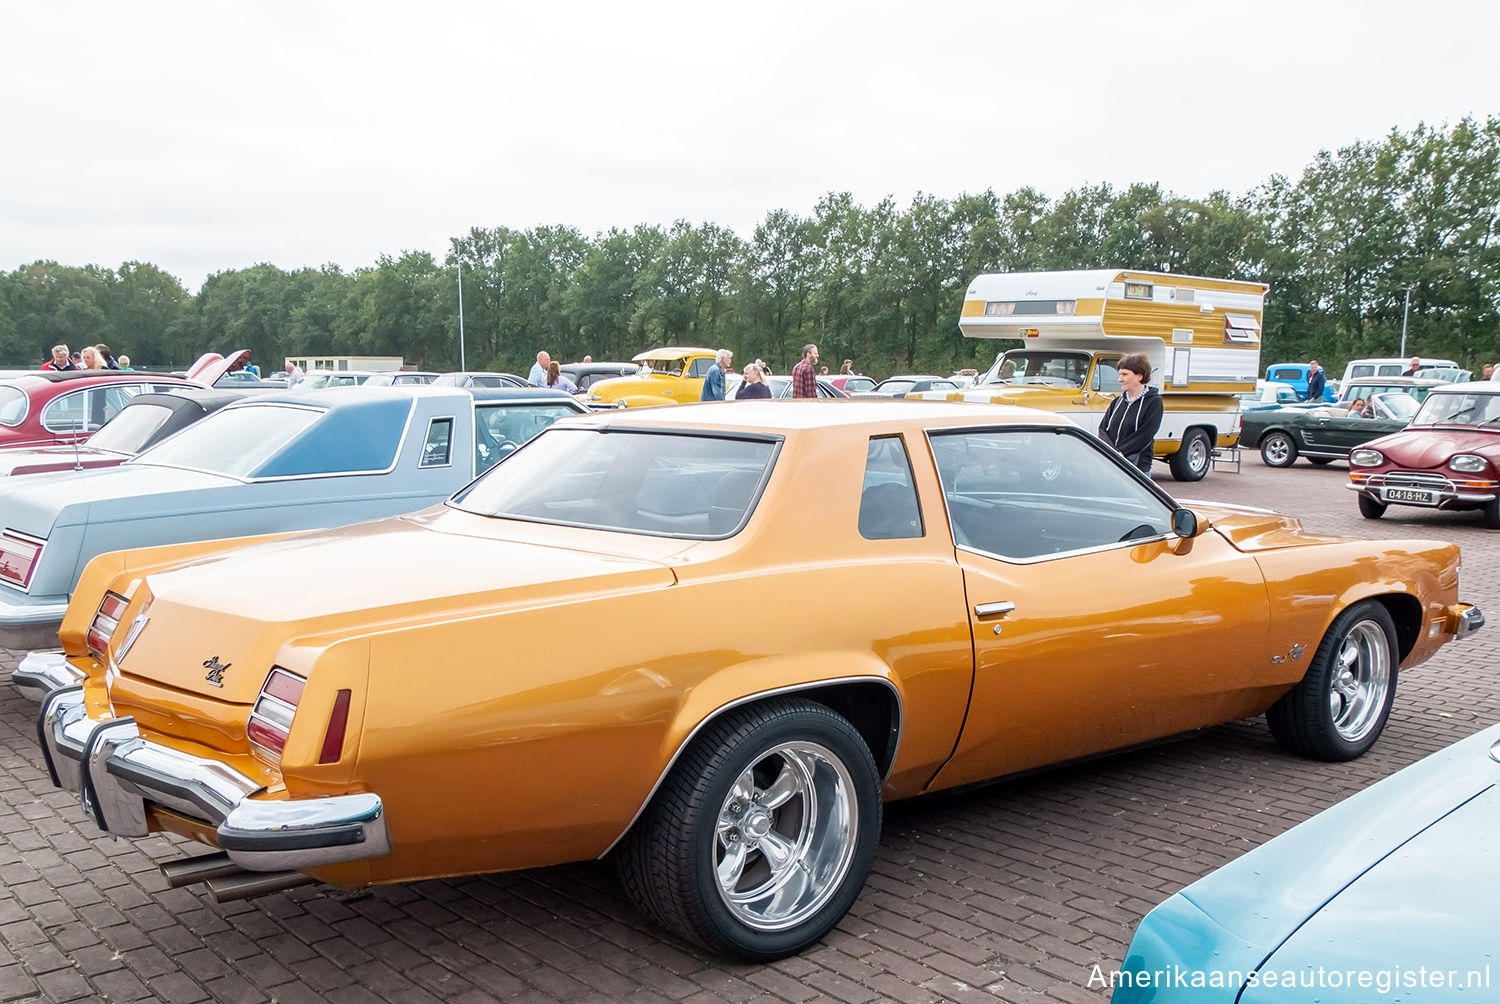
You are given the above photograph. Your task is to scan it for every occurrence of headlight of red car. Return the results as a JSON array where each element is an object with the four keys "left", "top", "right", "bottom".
[
  {"left": 1450, "top": 454, "right": 1488, "bottom": 473},
  {"left": 1350, "top": 448, "right": 1384, "bottom": 467}
]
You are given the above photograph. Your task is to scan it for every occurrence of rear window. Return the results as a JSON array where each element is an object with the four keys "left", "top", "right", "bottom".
[
  {"left": 453, "top": 428, "right": 777, "bottom": 538},
  {"left": 86, "top": 403, "right": 176, "bottom": 454},
  {"left": 0, "top": 387, "right": 26, "bottom": 426}
]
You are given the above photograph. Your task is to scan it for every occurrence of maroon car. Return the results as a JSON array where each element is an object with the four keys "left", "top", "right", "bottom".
[
  {"left": 0, "top": 388, "right": 253, "bottom": 477},
  {"left": 1348, "top": 380, "right": 1500, "bottom": 527},
  {"left": 0, "top": 353, "right": 243, "bottom": 451}
]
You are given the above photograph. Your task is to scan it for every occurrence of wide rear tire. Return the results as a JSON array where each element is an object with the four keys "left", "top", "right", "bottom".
[
  {"left": 1169, "top": 428, "right": 1213, "bottom": 481},
  {"left": 615, "top": 698, "right": 881, "bottom": 961},
  {"left": 1267, "top": 600, "right": 1398, "bottom": 761}
]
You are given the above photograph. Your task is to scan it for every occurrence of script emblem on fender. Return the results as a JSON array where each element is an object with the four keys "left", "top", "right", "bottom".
[{"left": 202, "top": 656, "right": 231, "bottom": 687}]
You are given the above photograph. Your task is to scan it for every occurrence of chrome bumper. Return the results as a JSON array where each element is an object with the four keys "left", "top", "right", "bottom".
[
  {"left": 0, "top": 593, "right": 69, "bottom": 651},
  {"left": 11, "top": 649, "right": 84, "bottom": 702},
  {"left": 1453, "top": 604, "right": 1485, "bottom": 641},
  {"left": 38, "top": 687, "right": 389, "bottom": 872}
]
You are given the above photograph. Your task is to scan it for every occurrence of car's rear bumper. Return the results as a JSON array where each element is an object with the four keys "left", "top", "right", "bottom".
[
  {"left": 11, "top": 649, "right": 82, "bottom": 702},
  {"left": 37, "top": 686, "right": 389, "bottom": 872},
  {"left": 0, "top": 592, "right": 69, "bottom": 650}
]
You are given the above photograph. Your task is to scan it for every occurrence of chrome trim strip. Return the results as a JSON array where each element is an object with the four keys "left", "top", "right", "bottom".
[
  {"left": 11, "top": 650, "right": 83, "bottom": 702},
  {"left": 598, "top": 674, "right": 903, "bottom": 859}
]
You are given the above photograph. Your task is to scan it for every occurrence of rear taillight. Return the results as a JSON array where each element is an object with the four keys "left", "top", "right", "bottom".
[
  {"left": 86, "top": 591, "right": 130, "bottom": 660},
  {"left": 0, "top": 530, "right": 44, "bottom": 590},
  {"left": 248, "top": 668, "right": 306, "bottom": 761}
]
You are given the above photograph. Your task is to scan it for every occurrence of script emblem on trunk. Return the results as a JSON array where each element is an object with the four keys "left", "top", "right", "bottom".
[{"left": 202, "top": 656, "right": 231, "bottom": 687}]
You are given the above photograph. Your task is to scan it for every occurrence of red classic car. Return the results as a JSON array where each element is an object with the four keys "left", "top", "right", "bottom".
[
  {"left": 0, "top": 354, "right": 244, "bottom": 451},
  {"left": 1348, "top": 380, "right": 1500, "bottom": 526},
  {"left": 0, "top": 388, "right": 252, "bottom": 477}
]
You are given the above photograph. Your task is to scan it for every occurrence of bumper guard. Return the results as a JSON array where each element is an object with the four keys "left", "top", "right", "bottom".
[{"left": 37, "top": 687, "right": 389, "bottom": 871}]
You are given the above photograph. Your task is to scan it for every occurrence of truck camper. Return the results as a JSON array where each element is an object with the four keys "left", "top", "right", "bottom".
[{"left": 915, "top": 269, "right": 1267, "bottom": 480}]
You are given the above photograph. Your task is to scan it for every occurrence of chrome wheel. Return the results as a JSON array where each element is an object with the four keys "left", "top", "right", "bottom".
[
  {"left": 1260, "top": 432, "right": 1296, "bottom": 467},
  {"left": 1328, "top": 621, "right": 1391, "bottom": 742},
  {"left": 714, "top": 741, "right": 858, "bottom": 932}
]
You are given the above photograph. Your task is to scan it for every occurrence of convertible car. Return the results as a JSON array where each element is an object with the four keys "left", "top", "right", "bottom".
[
  {"left": 18, "top": 401, "right": 1481, "bottom": 961},
  {"left": 1241, "top": 392, "right": 1420, "bottom": 467},
  {"left": 0, "top": 386, "right": 586, "bottom": 647},
  {"left": 1112, "top": 721, "right": 1500, "bottom": 1003},
  {"left": 1349, "top": 380, "right": 1500, "bottom": 527}
]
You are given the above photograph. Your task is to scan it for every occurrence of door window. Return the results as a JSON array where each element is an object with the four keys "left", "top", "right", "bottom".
[
  {"left": 929, "top": 428, "right": 1171, "bottom": 561},
  {"left": 688, "top": 358, "right": 714, "bottom": 379},
  {"left": 41, "top": 385, "right": 140, "bottom": 434}
]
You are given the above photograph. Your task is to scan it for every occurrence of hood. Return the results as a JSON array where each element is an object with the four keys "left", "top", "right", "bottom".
[
  {"left": 1243, "top": 782, "right": 1499, "bottom": 1003},
  {"left": 1368, "top": 428, "right": 1500, "bottom": 468},
  {"left": 114, "top": 515, "right": 678, "bottom": 703},
  {"left": 1176, "top": 500, "right": 1349, "bottom": 551},
  {"left": 0, "top": 446, "right": 127, "bottom": 477},
  {"left": 0, "top": 464, "right": 239, "bottom": 538},
  {"left": 184, "top": 349, "right": 250, "bottom": 387}
]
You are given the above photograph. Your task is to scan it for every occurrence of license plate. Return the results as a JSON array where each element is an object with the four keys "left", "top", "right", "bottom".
[{"left": 1384, "top": 487, "right": 1437, "bottom": 505}]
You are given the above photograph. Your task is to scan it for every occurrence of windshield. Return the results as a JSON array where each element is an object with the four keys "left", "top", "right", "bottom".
[
  {"left": 979, "top": 350, "right": 1092, "bottom": 389},
  {"left": 134, "top": 404, "right": 322, "bottom": 476},
  {"left": 1370, "top": 393, "right": 1419, "bottom": 422},
  {"left": 85, "top": 403, "right": 176, "bottom": 454},
  {"left": 1412, "top": 391, "right": 1500, "bottom": 428},
  {"left": 452, "top": 428, "right": 777, "bottom": 538}
]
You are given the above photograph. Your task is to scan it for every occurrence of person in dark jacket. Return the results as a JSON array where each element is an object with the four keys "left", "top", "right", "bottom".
[
  {"left": 1099, "top": 352, "right": 1164, "bottom": 475},
  {"left": 736, "top": 362, "right": 772, "bottom": 399},
  {"left": 1304, "top": 359, "right": 1325, "bottom": 402}
]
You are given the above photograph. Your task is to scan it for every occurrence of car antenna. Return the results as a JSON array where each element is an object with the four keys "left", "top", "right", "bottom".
[{"left": 73, "top": 419, "right": 85, "bottom": 471}]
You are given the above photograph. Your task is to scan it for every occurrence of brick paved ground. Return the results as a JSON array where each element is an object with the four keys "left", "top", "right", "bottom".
[{"left": 1, "top": 453, "right": 1496, "bottom": 1003}]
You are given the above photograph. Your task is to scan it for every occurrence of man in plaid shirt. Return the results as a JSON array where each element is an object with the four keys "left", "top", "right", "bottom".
[{"left": 792, "top": 343, "right": 819, "bottom": 398}]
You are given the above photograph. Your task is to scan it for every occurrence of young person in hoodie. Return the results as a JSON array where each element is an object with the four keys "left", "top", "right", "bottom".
[{"left": 1099, "top": 352, "right": 1163, "bottom": 475}]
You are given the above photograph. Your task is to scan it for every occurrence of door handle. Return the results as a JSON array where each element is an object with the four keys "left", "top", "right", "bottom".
[{"left": 974, "top": 601, "right": 1016, "bottom": 618}]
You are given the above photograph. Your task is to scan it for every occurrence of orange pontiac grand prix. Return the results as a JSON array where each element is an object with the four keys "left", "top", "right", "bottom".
[{"left": 18, "top": 401, "right": 1483, "bottom": 960}]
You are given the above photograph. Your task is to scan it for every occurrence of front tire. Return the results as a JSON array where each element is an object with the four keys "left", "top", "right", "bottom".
[
  {"left": 1266, "top": 600, "right": 1398, "bottom": 761},
  {"left": 1258, "top": 431, "right": 1298, "bottom": 468},
  {"left": 1485, "top": 496, "right": 1500, "bottom": 530},
  {"left": 615, "top": 698, "right": 881, "bottom": 960},
  {"left": 1169, "top": 428, "right": 1213, "bottom": 481},
  {"left": 1357, "top": 494, "right": 1387, "bottom": 519}
]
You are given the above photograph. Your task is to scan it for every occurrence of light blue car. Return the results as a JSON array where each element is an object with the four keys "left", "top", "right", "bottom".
[
  {"left": 0, "top": 385, "right": 587, "bottom": 649},
  {"left": 1112, "top": 721, "right": 1500, "bottom": 1003}
]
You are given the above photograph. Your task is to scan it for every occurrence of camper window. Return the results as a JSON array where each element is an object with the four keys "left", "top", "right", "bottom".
[{"left": 1124, "top": 281, "right": 1154, "bottom": 300}]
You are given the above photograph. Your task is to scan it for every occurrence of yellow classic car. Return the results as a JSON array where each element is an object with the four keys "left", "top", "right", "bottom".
[
  {"left": 18, "top": 401, "right": 1483, "bottom": 961},
  {"left": 585, "top": 346, "right": 719, "bottom": 407}
]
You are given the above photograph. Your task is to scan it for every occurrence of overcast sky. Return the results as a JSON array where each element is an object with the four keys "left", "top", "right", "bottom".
[{"left": 4, "top": 0, "right": 1497, "bottom": 290}]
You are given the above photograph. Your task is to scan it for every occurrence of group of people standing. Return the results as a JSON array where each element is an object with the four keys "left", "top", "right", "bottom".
[
  {"left": 699, "top": 344, "right": 847, "bottom": 401},
  {"left": 40, "top": 343, "right": 130, "bottom": 371}
]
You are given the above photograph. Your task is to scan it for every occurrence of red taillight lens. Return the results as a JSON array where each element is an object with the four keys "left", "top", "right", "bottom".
[
  {"left": 0, "top": 531, "right": 43, "bottom": 590},
  {"left": 248, "top": 668, "right": 306, "bottom": 761},
  {"left": 87, "top": 591, "right": 131, "bottom": 660}
]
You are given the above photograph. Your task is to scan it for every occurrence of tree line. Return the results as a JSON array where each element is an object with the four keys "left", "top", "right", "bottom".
[{"left": 0, "top": 117, "right": 1494, "bottom": 378}]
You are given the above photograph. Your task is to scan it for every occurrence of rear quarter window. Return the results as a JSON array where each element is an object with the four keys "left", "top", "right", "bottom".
[{"left": 0, "top": 387, "right": 27, "bottom": 426}]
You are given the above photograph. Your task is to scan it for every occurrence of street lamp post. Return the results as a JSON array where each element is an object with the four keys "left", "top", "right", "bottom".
[
  {"left": 1399, "top": 286, "right": 1412, "bottom": 358},
  {"left": 454, "top": 245, "right": 467, "bottom": 372}
]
